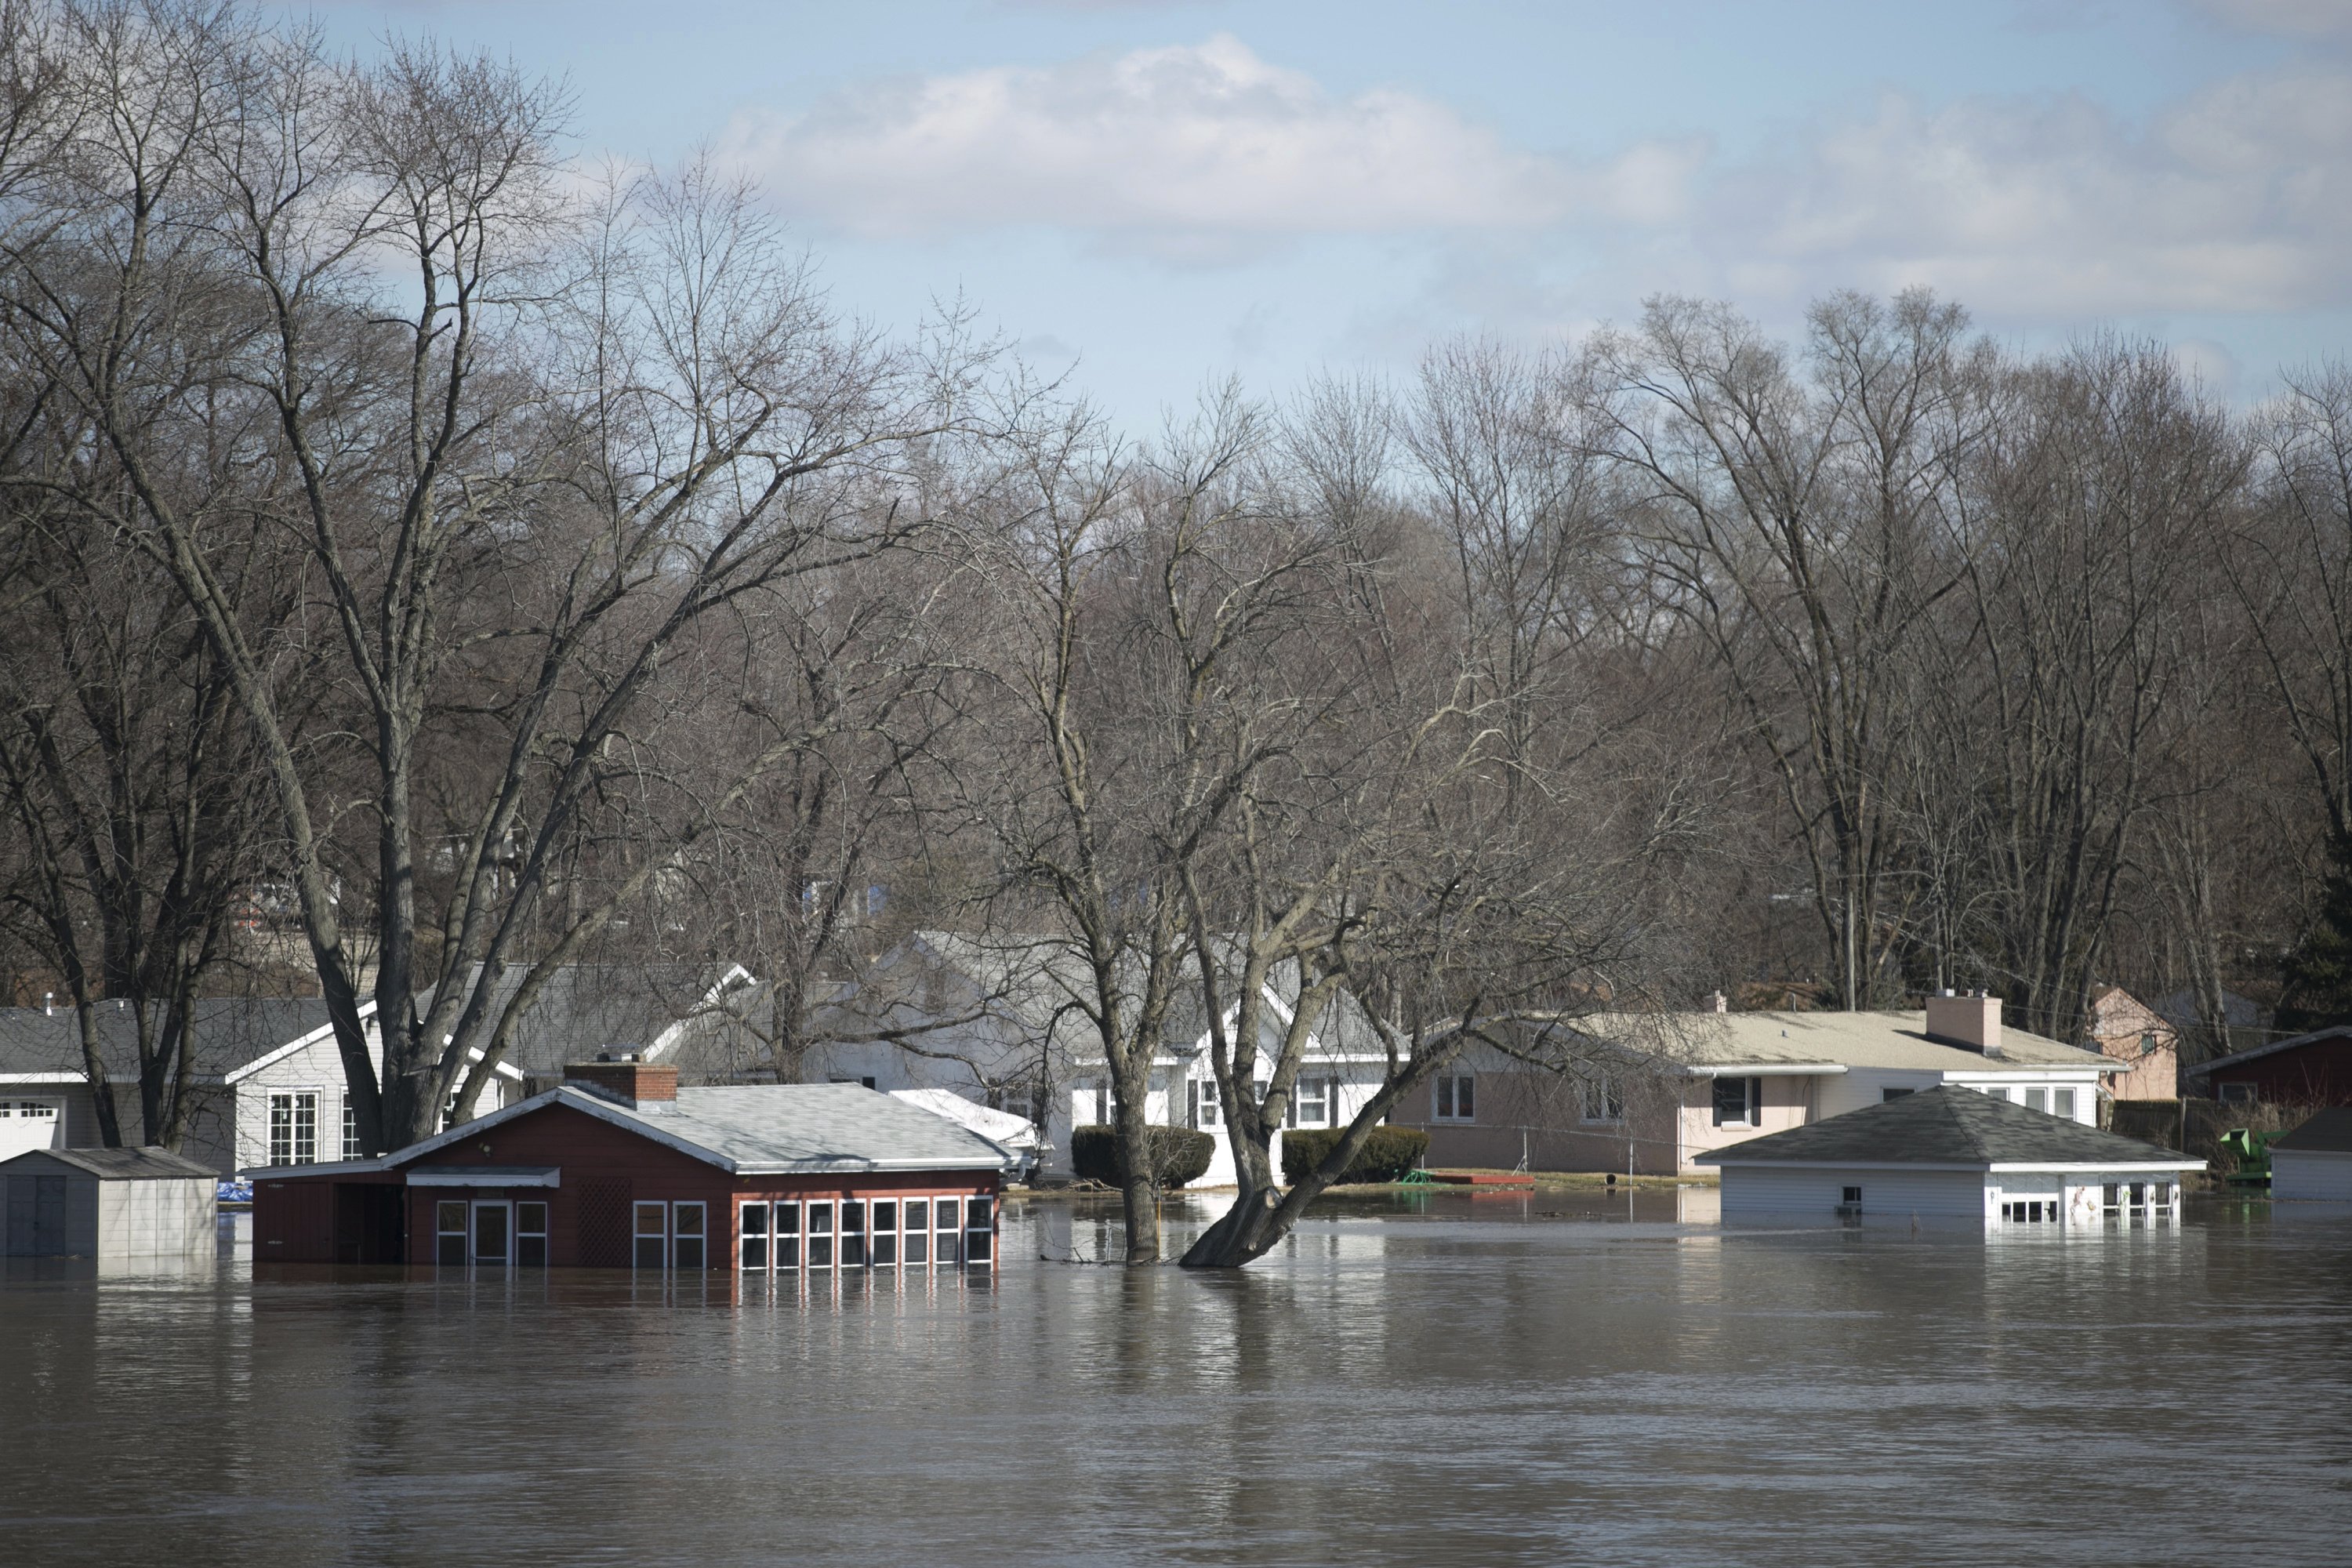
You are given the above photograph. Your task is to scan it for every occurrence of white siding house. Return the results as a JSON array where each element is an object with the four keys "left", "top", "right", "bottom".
[
  {"left": 1700, "top": 1086, "right": 2203, "bottom": 1228},
  {"left": 2269, "top": 1109, "right": 2352, "bottom": 1203}
]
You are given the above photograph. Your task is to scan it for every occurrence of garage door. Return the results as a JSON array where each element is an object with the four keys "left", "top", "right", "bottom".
[{"left": 0, "top": 1099, "right": 64, "bottom": 1161}]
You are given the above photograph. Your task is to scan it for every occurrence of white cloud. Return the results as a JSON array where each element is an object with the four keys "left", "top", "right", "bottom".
[
  {"left": 1700, "top": 67, "right": 2352, "bottom": 319},
  {"left": 721, "top": 34, "right": 1704, "bottom": 259}
]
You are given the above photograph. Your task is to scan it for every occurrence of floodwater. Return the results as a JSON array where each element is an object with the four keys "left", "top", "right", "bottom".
[{"left": 3, "top": 1190, "right": 2349, "bottom": 1567}]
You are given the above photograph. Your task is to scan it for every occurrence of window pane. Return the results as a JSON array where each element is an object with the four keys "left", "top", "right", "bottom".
[
  {"left": 517, "top": 1202, "right": 548, "bottom": 1235},
  {"left": 903, "top": 1200, "right": 927, "bottom": 1230},
  {"left": 2054, "top": 1089, "right": 2076, "bottom": 1119},
  {"left": 904, "top": 1232, "right": 927, "bottom": 1265},
  {"left": 965, "top": 1196, "right": 992, "bottom": 1228},
  {"left": 673, "top": 1204, "right": 705, "bottom": 1237},
  {"left": 775, "top": 1203, "right": 800, "bottom": 1234},
  {"left": 517, "top": 1235, "right": 548, "bottom": 1267},
  {"left": 1457, "top": 1076, "right": 1472, "bottom": 1119},
  {"left": 934, "top": 1199, "right": 958, "bottom": 1231},
  {"left": 634, "top": 1203, "right": 666, "bottom": 1236},
  {"left": 1436, "top": 1077, "right": 1452, "bottom": 1119},
  {"left": 964, "top": 1229, "right": 992, "bottom": 1263},
  {"left": 740, "top": 1203, "right": 769, "bottom": 1237},
  {"left": 2024, "top": 1088, "right": 2046, "bottom": 1112},
  {"left": 872, "top": 1201, "right": 896, "bottom": 1229},
  {"left": 437, "top": 1201, "right": 466, "bottom": 1233}
]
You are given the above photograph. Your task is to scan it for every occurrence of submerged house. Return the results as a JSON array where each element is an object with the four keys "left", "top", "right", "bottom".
[
  {"left": 1699, "top": 1085, "right": 2202, "bottom": 1225},
  {"left": 248, "top": 1059, "right": 1013, "bottom": 1270},
  {"left": 2269, "top": 1108, "right": 2352, "bottom": 1203},
  {"left": 1396, "top": 993, "right": 2117, "bottom": 1176},
  {"left": 2, "top": 1145, "right": 218, "bottom": 1265},
  {"left": 2188, "top": 1025, "right": 2352, "bottom": 1109}
]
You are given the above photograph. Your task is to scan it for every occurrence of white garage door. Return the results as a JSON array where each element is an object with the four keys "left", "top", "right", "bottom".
[{"left": 0, "top": 1099, "right": 64, "bottom": 1161}]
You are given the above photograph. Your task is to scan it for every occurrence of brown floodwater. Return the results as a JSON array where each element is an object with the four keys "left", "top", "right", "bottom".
[{"left": 2, "top": 1190, "right": 2347, "bottom": 1566}]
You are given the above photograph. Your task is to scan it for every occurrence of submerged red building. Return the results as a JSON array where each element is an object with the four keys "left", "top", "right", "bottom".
[{"left": 248, "top": 1060, "right": 1011, "bottom": 1272}]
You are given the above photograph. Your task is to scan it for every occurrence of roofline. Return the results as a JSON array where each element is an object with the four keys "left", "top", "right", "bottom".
[
  {"left": 221, "top": 999, "right": 526, "bottom": 1087},
  {"left": 0, "top": 1072, "right": 89, "bottom": 1084},
  {"left": 2186, "top": 1024, "right": 2352, "bottom": 1077},
  {"left": 1698, "top": 1155, "right": 2201, "bottom": 1171}
]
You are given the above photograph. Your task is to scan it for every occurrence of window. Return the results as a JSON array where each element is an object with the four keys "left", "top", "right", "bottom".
[
  {"left": 903, "top": 1200, "right": 929, "bottom": 1267},
  {"left": 268, "top": 1092, "right": 318, "bottom": 1166},
  {"left": 339, "top": 1093, "right": 360, "bottom": 1161},
  {"left": 517, "top": 1202, "right": 549, "bottom": 1267},
  {"left": 1881, "top": 1087, "right": 1915, "bottom": 1102},
  {"left": 1711, "top": 1076, "right": 1764, "bottom": 1128},
  {"left": 1999, "top": 1200, "right": 2056, "bottom": 1223},
  {"left": 775, "top": 1200, "right": 801, "bottom": 1271},
  {"left": 2140, "top": 1030, "right": 2158, "bottom": 1056},
  {"left": 740, "top": 1202, "right": 770, "bottom": 1272},
  {"left": 1980, "top": 1087, "right": 2010, "bottom": 1103},
  {"left": 2053, "top": 1089, "right": 2076, "bottom": 1120},
  {"left": 1295, "top": 1076, "right": 1334, "bottom": 1128},
  {"left": 1000, "top": 1094, "right": 1035, "bottom": 1124},
  {"left": 964, "top": 1195, "right": 993, "bottom": 1266},
  {"left": 935, "top": 1197, "right": 960, "bottom": 1265},
  {"left": 633, "top": 1202, "right": 667, "bottom": 1269},
  {"left": 1841, "top": 1185, "right": 1862, "bottom": 1207},
  {"left": 1082, "top": 1080, "right": 1109, "bottom": 1125},
  {"left": 1189, "top": 1080, "right": 1221, "bottom": 1130},
  {"left": 840, "top": 1200, "right": 866, "bottom": 1268},
  {"left": 806, "top": 1200, "right": 835, "bottom": 1269},
  {"left": 436, "top": 1200, "right": 467, "bottom": 1266},
  {"left": 1581, "top": 1074, "right": 1624, "bottom": 1123},
  {"left": 2024, "top": 1087, "right": 2048, "bottom": 1114},
  {"left": 1433, "top": 1074, "right": 1475, "bottom": 1123},
  {"left": 872, "top": 1200, "right": 898, "bottom": 1268},
  {"left": 830, "top": 1076, "right": 879, "bottom": 1091},
  {"left": 2218, "top": 1082, "right": 2258, "bottom": 1106}
]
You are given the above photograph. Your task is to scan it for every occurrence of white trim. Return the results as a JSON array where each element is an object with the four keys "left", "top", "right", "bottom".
[
  {"left": 640, "top": 964, "right": 760, "bottom": 1062},
  {"left": 406, "top": 1167, "right": 562, "bottom": 1187},
  {"left": 0, "top": 1072, "right": 90, "bottom": 1084},
  {"left": 223, "top": 999, "right": 527, "bottom": 1086},
  {"left": 1702, "top": 1156, "right": 2201, "bottom": 1173},
  {"left": 1679, "top": 1063, "right": 1848, "bottom": 1079}
]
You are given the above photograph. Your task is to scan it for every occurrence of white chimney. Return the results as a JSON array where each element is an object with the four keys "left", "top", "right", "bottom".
[
  {"left": 1926, "top": 989, "right": 2004, "bottom": 1058},
  {"left": 1709, "top": 990, "right": 1729, "bottom": 1014},
  {"left": 43, "top": 991, "right": 54, "bottom": 1017}
]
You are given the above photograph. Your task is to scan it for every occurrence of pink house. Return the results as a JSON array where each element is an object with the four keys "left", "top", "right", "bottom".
[{"left": 2084, "top": 985, "right": 2180, "bottom": 1102}]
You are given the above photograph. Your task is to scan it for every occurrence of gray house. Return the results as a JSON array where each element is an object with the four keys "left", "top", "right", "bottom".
[
  {"left": 2, "top": 1145, "right": 217, "bottom": 1265},
  {"left": 1700, "top": 1086, "right": 2203, "bottom": 1225}
]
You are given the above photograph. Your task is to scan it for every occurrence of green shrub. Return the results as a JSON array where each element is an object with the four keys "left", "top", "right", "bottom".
[
  {"left": 1280, "top": 1125, "right": 1430, "bottom": 1186},
  {"left": 1069, "top": 1124, "right": 1217, "bottom": 1189}
]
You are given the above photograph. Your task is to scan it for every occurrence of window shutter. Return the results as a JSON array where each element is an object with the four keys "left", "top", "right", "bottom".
[
  {"left": 1750, "top": 1077, "right": 1764, "bottom": 1126},
  {"left": 1187, "top": 1081, "right": 1199, "bottom": 1130}
]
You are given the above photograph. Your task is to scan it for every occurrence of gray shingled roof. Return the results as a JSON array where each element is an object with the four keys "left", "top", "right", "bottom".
[
  {"left": 377, "top": 1082, "right": 1014, "bottom": 1176},
  {"left": 0, "top": 1145, "right": 217, "bottom": 1180},
  {"left": 1697, "top": 1087, "right": 2201, "bottom": 1168},
  {"left": 0, "top": 996, "right": 336, "bottom": 1079},
  {"left": 2274, "top": 1107, "right": 2352, "bottom": 1155}
]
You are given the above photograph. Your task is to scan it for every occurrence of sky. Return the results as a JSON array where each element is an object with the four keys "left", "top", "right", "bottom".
[{"left": 297, "top": 0, "right": 2352, "bottom": 425}]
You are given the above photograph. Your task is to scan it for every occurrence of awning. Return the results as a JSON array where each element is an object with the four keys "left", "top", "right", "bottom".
[{"left": 405, "top": 1165, "right": 561, "bottom": 1188}]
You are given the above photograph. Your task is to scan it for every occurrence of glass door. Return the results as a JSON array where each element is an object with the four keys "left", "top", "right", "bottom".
[
  {"left": 673, "top": 1203, "right": 706, "bottom": 1270},
  {"left": 871, "top": 1200, "right": 898, "bottom": 1268},
  {"left": 633, "top": 1201, "right": 668, "bottom": 1269},
  {"left": 472, "top": 1202, "right": 512, "bottom": 1265},
  {"left": 516, "top": 1202, "right": 549, "bottom": 1266}
]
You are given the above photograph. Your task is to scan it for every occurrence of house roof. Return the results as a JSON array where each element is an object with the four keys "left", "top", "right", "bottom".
[
  {"left": 0, "top": 996, "right": 337, "bottom": 1081},
  {"left": 1580, "top": 1009, "right": 2111, "bottom": 1076},
  {"left": 2185, "top": 1025, "right": 2352, "bottom": 1078},
  {"left": 2273, "top": 1107, "right": 2352, "bottom": 1155},
  {"left": 888, "top": 1089, "right": 1040, "bottom": 1150},
  {"left": 0, "top": 1145, "right": 217, "bottom": 1180},
  {"left": 1696, "top": 1087, "right": 2202, "bottom": 1170},
  {"left": 264, "top": 1082, "right": 1015, "bottom": 1179}
]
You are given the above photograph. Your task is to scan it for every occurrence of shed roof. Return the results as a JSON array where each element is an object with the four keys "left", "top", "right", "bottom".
[
  {"left": 1579, "top": 1009, "right": 2111, "bottom": 1075},
  {"left": 1696, "top": 1087, "right": 2201, "bottom": 1170},
  {"left": 0, "top": 1145, "right": 217, "bottom": 1180},
  {"left": 2273, "top": 1107, "right": 2352, "bottom": 1155},
  {"left": 2185, "top": 1024, "right": 2352, "bottom": 1078}
]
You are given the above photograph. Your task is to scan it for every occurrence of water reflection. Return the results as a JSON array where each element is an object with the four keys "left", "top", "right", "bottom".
[{"left": 3, "top": 1194, "right": 2349, "bottom": 1568}]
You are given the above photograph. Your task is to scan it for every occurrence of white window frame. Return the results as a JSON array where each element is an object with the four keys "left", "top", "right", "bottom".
[
  {"left": 1189, "top": 1080, "right": 1221, "bottom": 1130},
  {"left": 2053, "top": 1087, "right": 2077, "bottom": 1120},
  {"left": 1581, "top": 1073, "right": 1624, "bottom": 1125},
  {"left": 902, "top": 1198, "right": 930, "bottom": 1269},
  {"left": 1432, "top": 1074, "right": 1475, "bottom": 1123},
  {"left": 739, "top": 1200, "right": 771, "bottom": 1272},
  {"left": 1711, "top": 1076, "right": 1762, "bottom": 1129},
  {"left": 805, "top": 1200, "right": 837, "bottom": 1270},
  {"left": 2023, "top": 1087, "right": 2048, "bottom": 1114},
  {"left": 1294, "top": 1076, "right": 1334, "bottom": 1129},
  {"left": 340, "top": 1092, "right": 360, "bottom": 1161},
  {"left": 268, "top": 1090, "right": 319, "bottom": 1166}
]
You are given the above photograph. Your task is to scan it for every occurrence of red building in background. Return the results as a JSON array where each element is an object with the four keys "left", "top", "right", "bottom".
[
  {"left": 2188, "top": 1025, "right": 2352, "bottom": 1109},
  {"left": 248, "top": 1060, "right": 1011, "bottom": 1273}
]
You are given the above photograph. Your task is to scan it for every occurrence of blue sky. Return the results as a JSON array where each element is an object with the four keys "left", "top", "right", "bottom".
[{"left": 302, "top": 0, "right": 2352, "bottom": 422}]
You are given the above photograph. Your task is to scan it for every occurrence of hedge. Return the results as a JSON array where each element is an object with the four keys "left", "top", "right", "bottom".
[
  {"left": 1069, "top": 1124, "right": 1217, "bottom": 1189},
  {"left": 1280, "top": 1126, "right": 1430, "bottom": 1186}
]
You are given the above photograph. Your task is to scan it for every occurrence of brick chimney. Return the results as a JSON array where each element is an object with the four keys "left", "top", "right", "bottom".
[
  {"left": 1925, "top": 990, "right": 2005, "bottom": 1058},
  {"left": 564, "top": 1053, "right": 679, "bottom": 1109}
]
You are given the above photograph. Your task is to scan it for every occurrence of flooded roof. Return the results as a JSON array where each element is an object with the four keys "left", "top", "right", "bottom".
[
  {"left": 2273, "top": 1107, "right": 2352, "bottom": 1155},
  {"left": 1580, "top": 1009, "right": 2109, "bottom": 1073},
  {"left": 1696, "top": 1087, "right": 2201, "bottom": 1170}
]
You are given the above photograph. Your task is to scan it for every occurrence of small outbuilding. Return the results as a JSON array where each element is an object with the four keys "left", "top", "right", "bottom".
[
  {"left": 2, "top": 1145, "right": 218, "bottom": 1262},
  {"left": 1698, "top": 1086, "right": 2203, "bottom": 1226},
  {"left": 2269, "top": 1108, "right": 2352, "bottom": 1203}
]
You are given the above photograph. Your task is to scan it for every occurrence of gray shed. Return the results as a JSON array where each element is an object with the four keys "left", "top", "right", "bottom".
[{"left": 2, "top": 1146, "right": 216, "bottom": 1261}]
